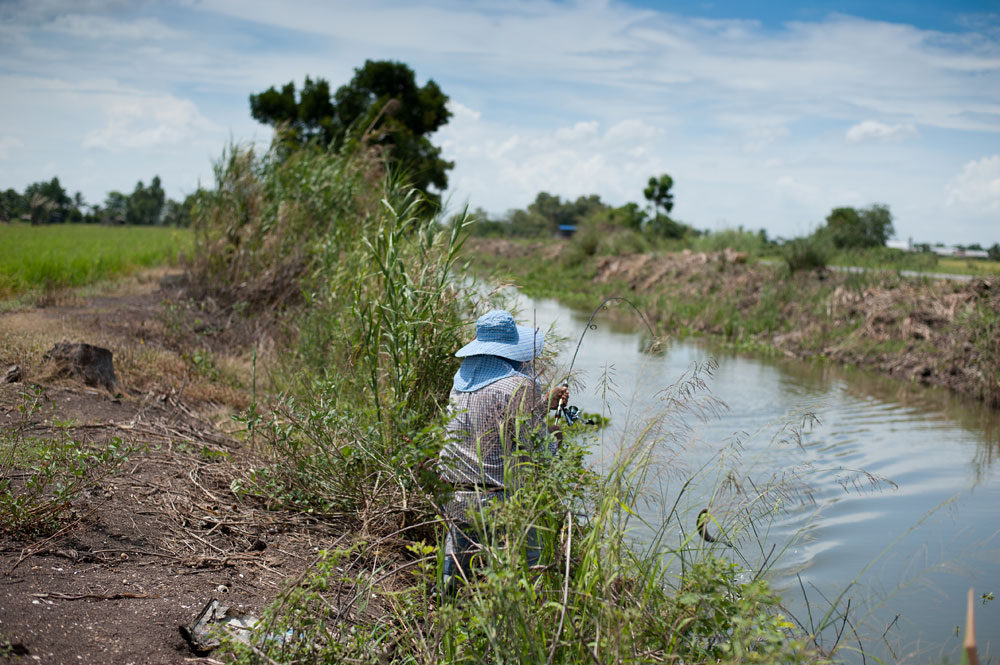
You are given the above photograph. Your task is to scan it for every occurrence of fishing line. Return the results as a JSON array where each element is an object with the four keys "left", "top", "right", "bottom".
[
  {"left": 565, "top": 296, "right": 658, "bottom": 382},
  {"left": 556, "top": 296, "right": 659, "bottom": 425}
]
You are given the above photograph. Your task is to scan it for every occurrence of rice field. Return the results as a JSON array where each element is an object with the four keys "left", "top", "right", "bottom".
[{"left": 0, "top": 223, "right": 192, "bottom": 297}]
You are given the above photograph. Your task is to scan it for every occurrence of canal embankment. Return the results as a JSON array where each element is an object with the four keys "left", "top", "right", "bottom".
[{"left": 465, "top": 237, "right": 1000, "bottom": 409}]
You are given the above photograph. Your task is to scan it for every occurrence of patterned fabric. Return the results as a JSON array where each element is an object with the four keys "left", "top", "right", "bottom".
[
  {"left": 455, "top": 309, "right": 545, "bottom": 361},
  {"left": 453, "top": 355, "right": 522, "bottom": 393},
  {"left": 438, "top": 373, "right": 555, "bottom": 523}
]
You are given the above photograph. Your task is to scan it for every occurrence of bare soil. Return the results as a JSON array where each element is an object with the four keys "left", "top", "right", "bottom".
[{"left": 0, "top": 272, "right": 337, "bottom": 664}]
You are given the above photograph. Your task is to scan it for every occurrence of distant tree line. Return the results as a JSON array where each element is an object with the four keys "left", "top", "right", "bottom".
[
  {"left": 467, "top": 173, "right": 698, "bottom": 240},
  {"left": 1, "top": 175, "right": 198, "bottom": 226}
]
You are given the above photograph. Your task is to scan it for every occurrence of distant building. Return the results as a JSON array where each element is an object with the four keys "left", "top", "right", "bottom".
[
  {"left": 557, "top": 224, "right": 577, "bottom": 238},
  {"left": 886, "top": 238, "right": 913, "bottom": 252},
  {"left": 931, "top": 246, "right": 989, "bottom": 258}
]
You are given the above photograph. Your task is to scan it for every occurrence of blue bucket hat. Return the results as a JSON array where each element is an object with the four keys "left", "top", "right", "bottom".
[{"left": 455, "top": 309, "right": 544, "bottom": 362}]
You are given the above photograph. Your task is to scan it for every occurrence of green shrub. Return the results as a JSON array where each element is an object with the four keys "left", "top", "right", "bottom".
[{"left": 782, "top": 236, "right": 830, "bottom": 273}]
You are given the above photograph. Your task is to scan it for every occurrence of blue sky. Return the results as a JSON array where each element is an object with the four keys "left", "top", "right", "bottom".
[{"left": 1, "top": 0, "right": 998, "bottom": 243}]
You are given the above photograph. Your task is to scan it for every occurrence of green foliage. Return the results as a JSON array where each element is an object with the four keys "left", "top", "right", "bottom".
[
  {"left": 187, "top": 141, "right": 381, "bottom": 310},
  {"left": 644, "top": 173, "right": 675, "bottom": 217},
  {"left": 612, "top": 202, "right": 648, "bottom": 232},
  {"left": 0, "top": 387, "right": 134, "bottom": 537},
  {"left": 693, "top": 227, "right": 772, "bottom": 255},
  {"left": 0, "top": 224, "right": 192, "bottom": 298},
  {"left": 194, "top": 140, "right": 471, "bottom": 516},
  {"left": 988, "top": 243, "right": 1000, "bottom": 262},
  {"left": 24, "top": 177, "right": 71, "bottom": 224},
  {"left": 821, "top": 204, "right": 894, "bottom": 249},
  {"left": 645, "top": 213, "right": 692, "bottom": 240},
  {"left": 125, "top": 176, "right": 166, "bottom": 225},
  {"left": 782, "top": 236, "right": 831, "bottom": 273},
  {"left": 250, "top": 60, "right": 453, "bottom": 198},
  {"left": 229, "top": 367, "right": 822, "bottom": 664}
]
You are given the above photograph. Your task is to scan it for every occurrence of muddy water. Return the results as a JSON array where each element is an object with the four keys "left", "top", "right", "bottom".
[{"left": 514, "top": 293, "right": 999, "bottom": 663}]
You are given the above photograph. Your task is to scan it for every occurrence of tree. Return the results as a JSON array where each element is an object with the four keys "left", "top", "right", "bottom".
[
  {"left": 24, "top": 177, "right": 70, "bottom": 223},
  {"left": 613, "top": 202, "right": 647, "bottom": 231},
  {"left": 127, "top": 176, "right": 165, "bottom": 225},
  {"left": 643, "top": 174, "right": 674, "bottom": 217},
  {"left": 162, "top": 191, "right": 203, "bottom": 227},
  {"left": 988, "top": 243, "right": 1000, "bottom": 261},
  {"left": 250, "top": 60, "right": 453, "bottom": 197},
  {"left": 1, "top": 188, "right": 25, "bottom": 221},
  {"left": 103, "top": 191, "right": 128, "bottom": 224},
  {"left": 249, "top": 76, "right": 335, "bottom": 145},
  {"left": 822, "top": 204, "right": 894, "bottom": 249}
]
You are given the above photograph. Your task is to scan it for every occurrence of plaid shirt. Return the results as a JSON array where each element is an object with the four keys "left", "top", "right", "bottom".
[{"left": 438, "top": 374, "right": 555, "bottom": 523}]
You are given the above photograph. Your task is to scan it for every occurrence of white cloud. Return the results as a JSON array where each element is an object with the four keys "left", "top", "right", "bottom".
[
  {"left": 83, "top": 95, "right": 216, "bottom": 151},
  {"left": 46, "top": 14, "right": 181, "bottom": 41},
  {"left": 0, "top": 136, "right": 24, "bottom": 159},
  {"left": 845, "top": 120, "right": 918, "bottom": 143},
  {"left": 946, "top": 155, "right": 1000, "bottom": 212},
  {"left": 438, "top": 107, "right": 667, "bottom": 212},
  {"left": 742, "top": 125, "right": 789, "bottom": 153}
]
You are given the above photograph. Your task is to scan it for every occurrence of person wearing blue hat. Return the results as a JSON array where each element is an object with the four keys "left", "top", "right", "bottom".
[{"left": 438, "top": 309, "right": 569, "bottom": 592}]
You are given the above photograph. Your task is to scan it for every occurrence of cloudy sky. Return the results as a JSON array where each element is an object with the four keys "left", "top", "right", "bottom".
[{"left": 2, "top": 0, "right": 998, "bottom": 243}]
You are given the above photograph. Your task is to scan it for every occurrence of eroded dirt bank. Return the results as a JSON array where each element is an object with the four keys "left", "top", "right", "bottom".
[
  {"left": 469, "top": 238, "right": 1000, "bottom": 408},
  {"left": 0, "top": 273, "right": 339, "bottom": 664}
]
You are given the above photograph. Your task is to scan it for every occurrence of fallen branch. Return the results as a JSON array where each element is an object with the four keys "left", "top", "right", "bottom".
[{"left": 32, "top": 591, "right": 154, "bottom": 601}]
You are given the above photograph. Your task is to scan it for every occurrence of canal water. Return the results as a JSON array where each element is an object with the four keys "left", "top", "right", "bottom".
[{"left": 512, "top": 292, "right": 999, "bottom": 663}]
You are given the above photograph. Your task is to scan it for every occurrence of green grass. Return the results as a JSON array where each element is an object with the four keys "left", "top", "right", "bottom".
[
  {"left": 0, "top": 223, "right": 192, "bottom": 297},
  {"left": 934, "top": 257, "right": 1000, "bottom": 276}
]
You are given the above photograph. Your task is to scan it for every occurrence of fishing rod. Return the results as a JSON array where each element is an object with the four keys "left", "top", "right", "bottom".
[{"left": 555, "top": 296, "right": 659, "bottom": 426}]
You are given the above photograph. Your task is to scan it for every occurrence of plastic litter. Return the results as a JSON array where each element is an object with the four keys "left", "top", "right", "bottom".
[{"left": 179, "top": 598, "right": 257, "bottom": 655}]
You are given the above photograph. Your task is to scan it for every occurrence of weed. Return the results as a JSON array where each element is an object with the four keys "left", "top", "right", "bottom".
[
  {"left": 782, "top": 236, "right": 830, "bottom": 274},
  {"left": 0, "top": 386, "right": 135, "bottom": 537}
]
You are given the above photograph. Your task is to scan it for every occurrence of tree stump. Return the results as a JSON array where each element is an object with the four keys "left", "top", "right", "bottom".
[{"left": 42, "top": 342, "right": 119, "bottom": 394}]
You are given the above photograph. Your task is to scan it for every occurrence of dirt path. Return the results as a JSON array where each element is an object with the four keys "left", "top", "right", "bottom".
[{"left": 0, "top": 272, "right": 334, "bottom": 664}]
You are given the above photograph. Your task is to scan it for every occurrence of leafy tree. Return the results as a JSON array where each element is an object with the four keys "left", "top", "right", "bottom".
[
  {"left": 28, "top": 193, "right": 55, "bottom": 225},
  {"left": 643, "top": 174, "right": 674, "bottom": 217},
  {"left": 250, "top": 60, "right": 453, "bottom": 198},
  {"left": 103, "top": 191, "right": 128, "bottom": 224},
  {"left": 162, "top": 190, "right": 203, "bottom": 227},
  {"left": 988, "top": 243, "right": 1000, "bottom": 261},
  {"left": 24, "top": 177, "right": 70, "bottom": 223},
  {"left": 1, "top": 188, "right": 25, "bottom": 221},
  {"left": 821, "top": 204, "right": 894, "bottom": 249},
  {"left": 126, "top": 176, "right": 165, "bottom": 225},
  {"left": 613, "top": 202, "right": 647, "bottom": 231},
  {"left": 249, "top": 76, "right": 335, "bottom": 145},
  {"left": 645, "top": 214, "right": 690, "bottom": 239}
]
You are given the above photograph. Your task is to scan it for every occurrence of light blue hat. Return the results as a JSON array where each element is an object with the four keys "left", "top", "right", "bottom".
[{"left": 455, "top": 309, "right": 544, "bottom": 362}]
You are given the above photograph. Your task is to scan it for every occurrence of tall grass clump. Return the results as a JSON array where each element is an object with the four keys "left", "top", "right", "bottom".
[
  {"left": 188, "top": 142, "right": 384, "bottom": 311},
  {"left": 782, "top": 236, "right": 830, "bottom": 274},
  {"left": 692, "top": 227, "right": 771, "bottom": 255},
  {"left": 193, "top": 139, "right": 473, "bottom": 524}
]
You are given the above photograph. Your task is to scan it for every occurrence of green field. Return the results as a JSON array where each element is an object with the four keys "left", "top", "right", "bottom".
[{"left": 0, "top": 223, "right": 192, "bottom": 297}]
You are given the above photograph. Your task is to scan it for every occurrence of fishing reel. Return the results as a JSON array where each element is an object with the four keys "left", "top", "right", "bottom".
[{"left": 556, "top": 403, "right": 595, "bottom": 426}]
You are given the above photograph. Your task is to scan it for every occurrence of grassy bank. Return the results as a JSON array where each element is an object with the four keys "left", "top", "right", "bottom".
[
  {"left": 0, "top": 223, "right": 191, "bottom": 299},
  {"left": 465, "top": 236, "right": 1000, "bottom": 409},
  {"left": 175, "top": 142, "right": 834, "bottom": 663}
]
